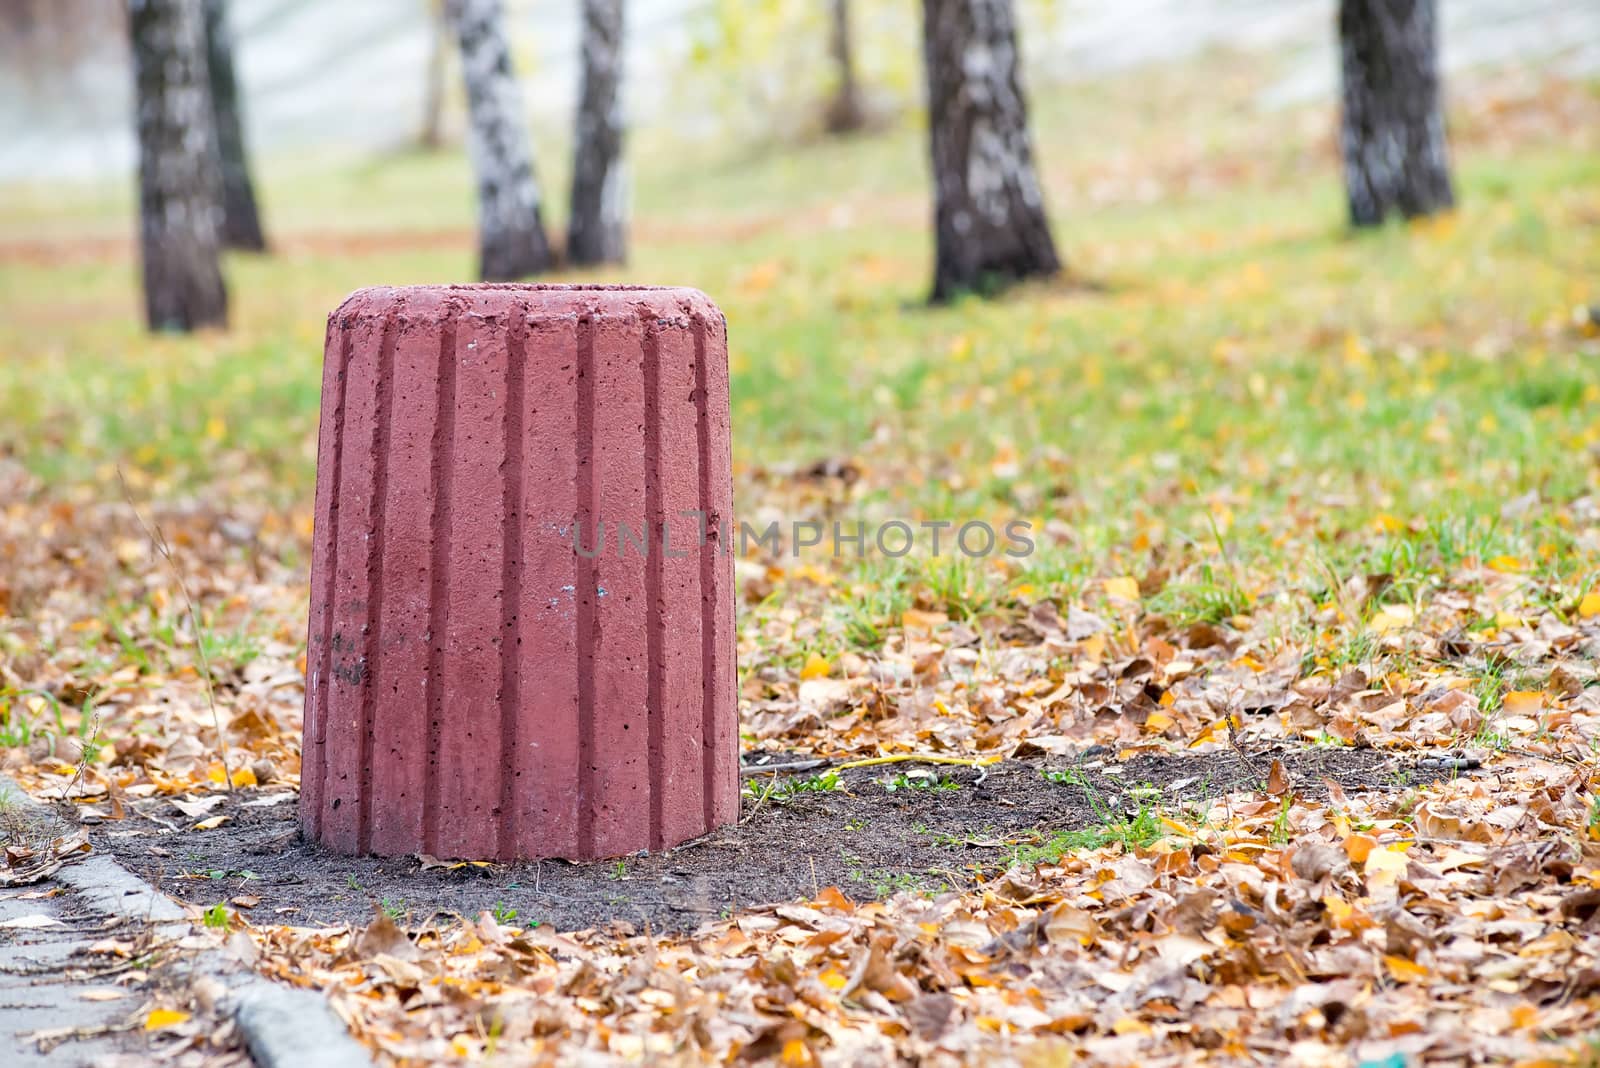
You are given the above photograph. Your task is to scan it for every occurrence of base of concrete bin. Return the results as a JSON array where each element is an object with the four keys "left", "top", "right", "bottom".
[{"left": 300, "top": 285, "right": 738, "bottom": 861}]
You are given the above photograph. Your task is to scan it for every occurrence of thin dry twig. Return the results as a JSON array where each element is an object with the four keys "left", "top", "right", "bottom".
[{"left": 118, "top": 469, "right": 234, "bottom": 792}]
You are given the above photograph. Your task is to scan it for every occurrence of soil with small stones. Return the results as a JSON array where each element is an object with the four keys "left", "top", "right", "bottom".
[{"left": 89, "top": 746, "right": 1463, "bottom": 935}]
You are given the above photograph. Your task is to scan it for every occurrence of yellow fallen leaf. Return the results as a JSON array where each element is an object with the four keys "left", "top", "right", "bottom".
[
  {"left": 818, "top": 968, "right": 848, "bottom": 991},
  {"left": 145, "top": 1008, "right": 190, "bottom": 1031},
  {"left": 1486, "top": 555, "right": 1525, "bottom": 573},
  {"left": 1373, "top": 513, "right": 1405, "bottom": 533},
  {"left": 1580, "top": 592, "right": 1600, "bottom": 619},
  {"left": 780, "top": 1037, "right": 816, "bottom": 1066},
  {"left": 1102, "top": 576, "right": 1140, "bottom": 602},
  {"left": 1369, "top": 604, "right": 1413, "bottom": 634},
  {"left": 901, "top": 609, "right": 947, "bottom": 631},
  {"left": 1363, "top": 843, "right": 1411, "bottom": 887},
  {"left": 193, "top": 816, "right": 230, "bottom": 831},
  {"left": 1502, "top": 691, "right": 1544, "bottom": 716},
  {"left": 1383, "top": 954, "right": 1429, "bottom": 983},
  {"left": 800, "top": 653, "right": 831, "bottom": 680},
  {"left": 207, "top": 764, "right": 257, "bottom": 788},
  {"left": 1144, "top": 711, "right": 1174, "bottom": 733}
]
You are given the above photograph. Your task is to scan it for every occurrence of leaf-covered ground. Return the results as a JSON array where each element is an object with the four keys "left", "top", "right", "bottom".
[{"left": 3, "top": 55, "right": 1600, "bottom": 1066}]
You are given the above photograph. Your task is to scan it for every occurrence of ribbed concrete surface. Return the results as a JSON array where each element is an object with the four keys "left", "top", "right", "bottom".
[{"left": 301, "top": 284, "right": 737, "bottom": 861}]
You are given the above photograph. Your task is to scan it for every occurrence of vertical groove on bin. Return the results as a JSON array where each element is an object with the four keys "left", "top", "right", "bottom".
[
  {"left": 642, "top": 319, "right": 666, "bottom": 851},
  {"left": 368, "top": 315, "right": 440, "bottom": 855},
  {"left": 307, "top": 319, "right": 353, "bottom": 842},
  {"left": 512, "top": 315, "right": 579, "bottom": 858},
  {"left": 301, "top": 316, "right": 331, "bottom": 841},
  {"left": 356, "top": 319, "right": 399, "bottom": 853},
  {"left": 716, "top": 312, "right": 737, "bottom": 823},
  {"left": 691, "top": 312, "right": 720, "bottom": 831},
  {"left": 574, "top": 315, "right": 599, "bottom": 858},
  {"left": 496, "top": 306, "right": 528, "bottom": 859},
  {"left": 655, "top": 307, "right": 706, "bottom": 847},
  {"left": 422, "top": 311, "right": 459, "bottom": 856},
  {"left": 325, "top": 313, "right": 384, "bottom": 849}
]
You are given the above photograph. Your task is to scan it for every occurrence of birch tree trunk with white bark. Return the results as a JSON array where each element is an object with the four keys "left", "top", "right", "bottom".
[
  {"left": 1338, "top": 0, "right": 1454, "bottom": 227},
  {"left": 921, "top": 0, "right": 1059, "bottom": 303},
  {"left": 202, "top": 0, "right": 266, "bottom": 251},
  {"left": 129, "top": 0, "right": 228, "bottom": 331},
  {"left": 568, "top": 0, "right": 626, "bottom": 267},
  {"left": 446, "top": 0, "right": 553, "bottom": 280}
]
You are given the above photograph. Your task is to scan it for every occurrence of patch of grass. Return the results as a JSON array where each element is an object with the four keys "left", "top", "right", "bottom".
[
  {"left": 882, "top": 771, "right": 960, "bottom": 793},
  {"left": 1011, "top": 803, "right": 1165, "bottom": 867},
  {"left": 742, "top": 768, "right": 843, "bottom": 805},
  {"left": 1148, "top": 572, "right": 1250, "bottom": 627},
  {"left": 203, "top": 903, "right": 230, "bottom": 929},
  {"left": 1042, "top": 767, "right": 1090, "bottom": 788},
  {"left": 491, "top": 901, "right": 518, "bottom": 925},
  {"left": 867, "top": 870, "right": 946, "bottom": 898},
  {"left": 1027, "top": 767, "right": 1167, "bottom": 863},
  {"left": 1269, "top": 796, "right": 1294, "bottom": 845}
]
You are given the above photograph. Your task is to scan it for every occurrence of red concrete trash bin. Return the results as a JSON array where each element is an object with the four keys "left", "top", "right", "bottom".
[{"left": 300, "top": 284, "right": 738, "bottom": 861}]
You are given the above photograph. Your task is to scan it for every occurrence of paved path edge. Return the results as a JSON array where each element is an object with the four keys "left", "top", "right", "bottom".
[{"left": 0, "top": 774, "right": 374, "bottom": 1068}]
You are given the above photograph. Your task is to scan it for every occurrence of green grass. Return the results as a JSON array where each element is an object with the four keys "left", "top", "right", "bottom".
[
  {"left": 882, "top": 771, "right": 960, "bottom": 793},
  {"left": 1011, "top": 804, "right": 1166, "bottom": 867},
  {"left": 742, "top": 769, "right": 843, "bottom": 805},
  {"left": 1031, "top": 768, "right": 1174, "bottom": 863},
  {"left": 2, "top": 56, "right": 1596, "bottom": 739}
]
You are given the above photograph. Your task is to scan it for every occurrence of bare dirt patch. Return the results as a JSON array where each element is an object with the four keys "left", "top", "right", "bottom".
[{"left": 89, "top": 745, "right": 1465, "bottom": 935}]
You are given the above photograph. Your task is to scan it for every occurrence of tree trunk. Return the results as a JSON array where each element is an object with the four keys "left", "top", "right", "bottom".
[
  {"left": 419, "top": 0, "right": 448, "bottom": 150},
  {"left": 824, "top": 0, "right": 865, "bottom": 134},
  {"left": 129, "top": 0, "right": 228, "bottom": 332},
  {"left": 567, "top": 0, "right": 626, "bottom": 266},
  {"left": 202, "top": 0, "right": 266, "bottom": 251},
  {"left": 445, "top": 0, "right": 552, "bottom": 280},
  {"left": 1338, "top": 0, "right": 1454, "bottom": 227},
  {"left": 921, "top": 0, "right": 1059, "bottom": 303}
]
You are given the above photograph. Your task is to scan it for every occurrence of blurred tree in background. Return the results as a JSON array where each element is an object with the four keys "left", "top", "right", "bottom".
[
  {"left": 129, "top": 0, "right": 228, "bottom": 331},
  {"left": 568, "top": 0, "right": 627, "bottom": 267},
  {"left": 921, "top": 0, "right": 1059, "bottom": 302},
  {"left": 686, "top": 0, "right": 919, "bottom": 145},
  {"left": 1338, "top": 0, "right": 1455, "bottom": 226},
  {"left": 823, "top": 0, "right": 865, "bottom": 135},
  {"left": 202, "top": 0, "right": 267, "bottom": 251},
  {"left": 419, "top": 0, "right": 452, "bottom": 151},
  {"left": 445, "top": 0, "right": 553, "bottom": 279}
]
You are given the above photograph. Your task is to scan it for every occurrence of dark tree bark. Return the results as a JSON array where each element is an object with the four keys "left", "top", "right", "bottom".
[
  {"left": 202, "top": 0, "right": 266, "bottom": 251},
  {"left": 921, "top": 0, "right": 1059, "bottom": 303},
  {"left": 445, "top": 0, "right": 553, "bottom": 280},
  {"left": 129, "top": 0, "right": 228, "bottom": 332},
  {"left": 823, "top": 0, "right": 865, "bottom": 134},
  {"left": 1338, "top": 0, "right": 1454, "bottom": 227},
  {"left": 567, "top": 0, "right": 626, "bottom": 266}
]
